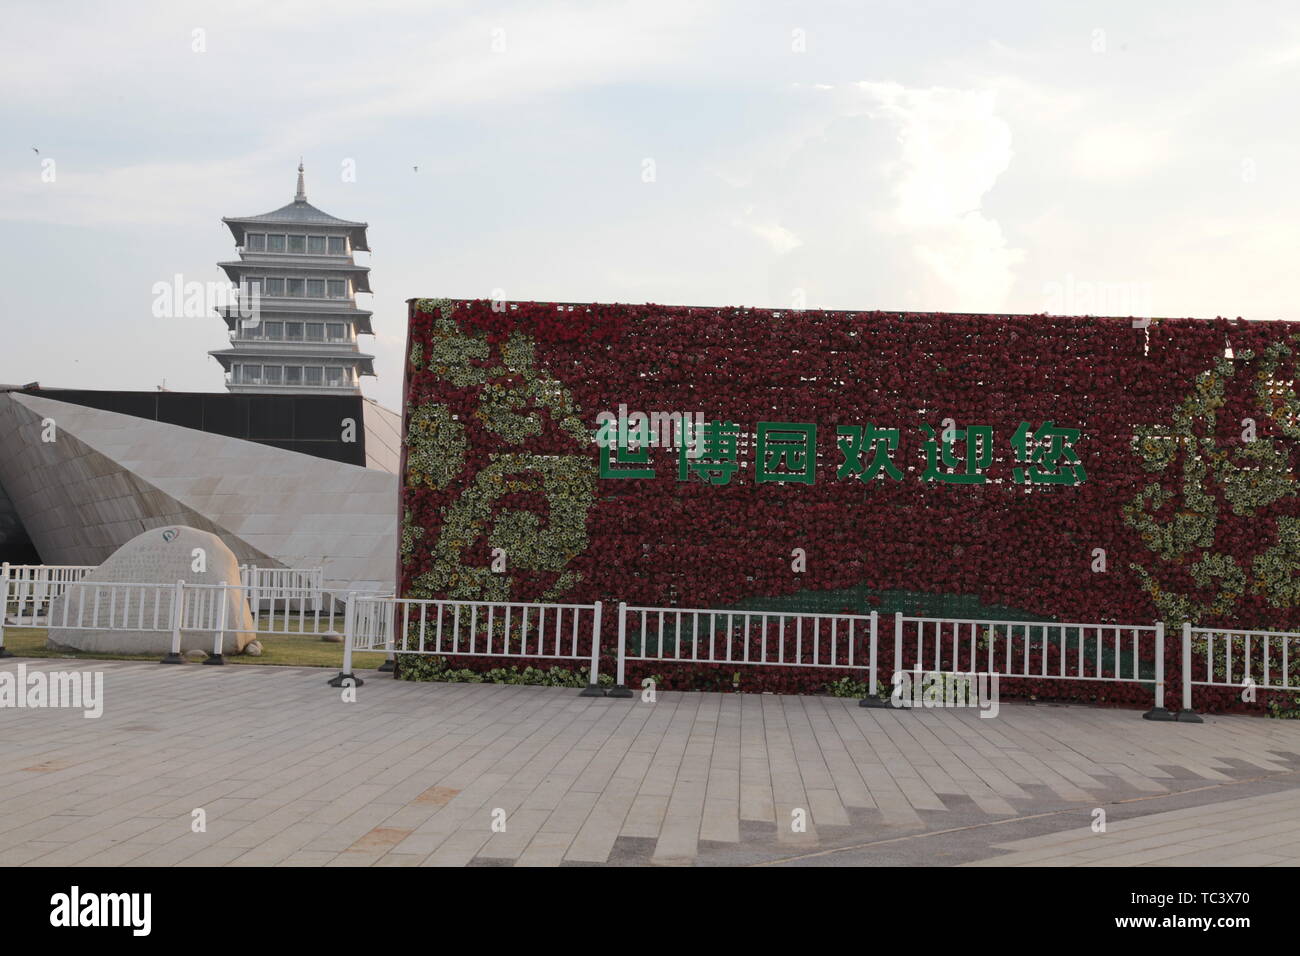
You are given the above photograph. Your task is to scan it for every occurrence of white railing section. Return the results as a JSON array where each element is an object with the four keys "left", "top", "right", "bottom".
[
  {"left": 895, "top": 616, "right": 1163, "bottom": 677},
  {"left": 0, "top": 575, "right": 353, "bottom": 662},
  {"left": 1184, "top": 623, "right": 1300, "bottom": 710},
  {"left": 352, "top": 594, "right": 395, "bottom": 651},
  {"left": 1, "top": 562, "right": 325, "bottom": 618},
  {"left": 615, "top": 602, "right": 877, "bottom": 688},
  {"left": 30, "top": 580, "right": 180, "bottom": 633},
  {"left": 1, "top": 563, "right": 96, "bottom": 618},
  {"left": 22, "top": 581, "right": 346, "bottom": 639},
  {"left": 339, "top": 595, "right": 605, "bottom": 690},
  {"left": 896, "top": 615, "right": 1165, "bottom": 709},
  {"left": 238, "top": 565, "right": 325, "bottom": 612},
  {"left": 5, "top": 561, "right": 1300, "bottom": 716},
  {"left": 370, "top": 597, "right": 601, "bottom": 660}
]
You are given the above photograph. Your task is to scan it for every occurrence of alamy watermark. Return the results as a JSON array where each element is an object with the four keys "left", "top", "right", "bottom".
[
  {"left": 890, "top": 669, "right": 999, "bottom": 718},
  {"left": 50, "top": 886, "right": 150, "bottom": 935},
  {"left": 151, "top": 274, "right": 261, "bottom": 327},
  {"left": 0, "top": 663, "right": 103, "bottom": 718},
  {"left": 1042, "top": 274, "right": 1153, "bottom": 327},
  {"left": 594, "top": 404, "right": 706, "bottom": 458}
]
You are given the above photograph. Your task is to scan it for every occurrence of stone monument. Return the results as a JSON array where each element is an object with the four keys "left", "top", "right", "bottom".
[{"left": 46, "top": 526, "right": 257, "bottom": 654}]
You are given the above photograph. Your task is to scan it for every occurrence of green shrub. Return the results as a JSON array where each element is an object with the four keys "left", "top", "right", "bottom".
[
  {"left": 824, "top": 675, "right": 888, "bottom": 699},
  {"left": 396, "top": 655, "right": 613, "bottom": 689}
]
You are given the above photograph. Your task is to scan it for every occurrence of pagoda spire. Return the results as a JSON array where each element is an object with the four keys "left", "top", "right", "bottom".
[{"left": 295, "top": 160, "right": 307, "bottom": 202}]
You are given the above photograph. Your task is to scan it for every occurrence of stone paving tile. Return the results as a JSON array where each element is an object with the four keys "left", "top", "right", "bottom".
[
  {"left": 964, "top": 789, "right": 1300, "bottom": 867},
  {"left": 3, "top": 658, "right": 1300, "bottom": 866}
]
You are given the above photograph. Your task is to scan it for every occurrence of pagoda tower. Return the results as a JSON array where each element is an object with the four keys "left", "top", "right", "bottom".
[{"left": 210, "top": 163, "right": 375, "bottom": 394}]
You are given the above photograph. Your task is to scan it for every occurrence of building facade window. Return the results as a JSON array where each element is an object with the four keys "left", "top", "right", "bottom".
[
  {"left": 264, "top": 321, "right": 283, "bottom": 339},
  {"left": 286, "top": 322, "right": 304, "bottom": 340},
  {"left": 327, "top": 322, "right": 346, "bottom": 341},
  {"left": 246, "top": 233, "right": 266, "bottom": 251},
  {"left": 327, "top": 236, "right": 347, "bottom": 255},
  {"left": 306, "top": 323, "right": 325, "bottom": 341},
  {"left": 285, "top": 366, "right": 303, "bottom": 385},
  {"left": 256, "top": 275, "right": 351, "bottom": 297},
  {"left": 287, "top": 235, "right": 306, "bottom": 253},
  {"left": 326, "top": 366, "right": 343, "bottom": 386},
  {"left": 305, "top": 366, "right": 323, "bottom": 385},
  {"left": 268, "top": 234, "right": 286, "bottom": 252},
  {"left": 264, "top": 366, "right": 282, "bottom": 385}
]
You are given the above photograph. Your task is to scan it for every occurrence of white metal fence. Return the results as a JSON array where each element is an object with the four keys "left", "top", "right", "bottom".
[
  {"left": 238, "top": 565, "right": 325, "bottom": 612},
  {"left": 347, "top": 595, "right": 605, "bottom": 692},
  {"left": 1184, "top": 623, "right": 1300, "bottom": 711},
  {"left": 1, "top": 562, "right": 326, "bottom": 618},
  {"left": 0, "top": 573, "right": 358, "bottom": 664},
  {"left": 4, "top": 561, "right": 1300, "bottom": 717},
  {"left": 29, "top": 580, "right": 178, "bottom": 634},
  {"left": 893, "top": 615, "right": 1166, "bottom": 708},
  {"left": 616, "top": 603, "right": 877, "bottom": 692},
  {"left": 1, "top": 563, "right": 95, "bottom": 619}
]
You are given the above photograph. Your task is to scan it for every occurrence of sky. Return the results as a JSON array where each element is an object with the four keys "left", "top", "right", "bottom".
[{"left": 3, "top": 0, "right": 1299, "bottom": 410}]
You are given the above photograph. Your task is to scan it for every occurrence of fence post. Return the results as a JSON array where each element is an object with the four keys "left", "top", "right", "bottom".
[
  {"left": 1179, "top": 622, "right": 1203, "bottom": 723},
  {"left": 377, "top": 593, "right": 396, "bottom": 673},
  {"left": 0, "top": 562, "right": 11, "bottom": 659},
  {"left": 580, "top": 601, "right": 606, "bottom": 697},
  {"left": 1154, "top": 622, "right": 1164, "bottom": 711},
  {"left": 894, "top": 610, "right": 904, "bottom": 674},
  {"left": 161, "top": 579, "right": 186, "bottom": 664},
  {"left": 1142, "top": 621, "right": 1176, "bottom": 721},
  {"left": 205, "top": 581, "right": 229, "bottom": 665},
  {"left": 328, "top": 592, "right": 364, "bottom": 687},
  {"left": 860, "top": 610, "right": 890, "bottom": 708},
  {"left": 607, "top": 601, "right": 633, "bottom": 698}
]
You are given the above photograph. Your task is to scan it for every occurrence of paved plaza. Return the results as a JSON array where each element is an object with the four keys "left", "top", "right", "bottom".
[{"left": 1, "top": 658, "right": 1299, "bottom": 866}]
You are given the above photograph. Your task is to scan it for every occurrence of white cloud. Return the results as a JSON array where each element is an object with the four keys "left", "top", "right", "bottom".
[
  {"left": 1070, "top": 122, "right": 1171, "bottom": 181},
  {"left": 742, "top": 220, "right": 803, "bottom": 254},
  {"left": 737, "top": 80, "right": 1023, "bottom": 311}
]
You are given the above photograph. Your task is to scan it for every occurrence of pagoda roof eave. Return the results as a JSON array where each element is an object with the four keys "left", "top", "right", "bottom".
[{"left": 222, "top": 202, "right": 370, "bottom": 251}]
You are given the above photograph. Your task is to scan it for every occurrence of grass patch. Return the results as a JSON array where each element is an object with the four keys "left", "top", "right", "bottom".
[
  {"left": 0, "top": 627, "right": 387, "bottom": 669},
  {"left": 397, "top": 654, "right": 610, "bottom": 688}
]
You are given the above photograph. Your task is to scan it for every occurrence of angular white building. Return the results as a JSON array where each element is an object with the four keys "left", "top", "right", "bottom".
[
  {"left": 0, "top": 388, "right": 400, "bottom": 593},
  {"left": 209, "top": 164, "right": 376, "bottom": 394}
]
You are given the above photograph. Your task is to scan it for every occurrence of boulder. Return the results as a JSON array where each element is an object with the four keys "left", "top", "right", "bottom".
[{"left": 46, "top": 526, "right": 257, "bottom": 655}]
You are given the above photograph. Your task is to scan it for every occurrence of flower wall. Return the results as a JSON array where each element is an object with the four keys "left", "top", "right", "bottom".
[{"left": 400, "top": 298, "right": 1300, "bottom": 711}]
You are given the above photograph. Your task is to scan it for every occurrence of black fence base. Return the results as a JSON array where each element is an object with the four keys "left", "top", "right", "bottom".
[
  {"left": 1142, "top": 706, "right": 1178, "bottom": 721},
  {"left": 328, "top": 672, "right": 363, "bottom": 687},
  {"left": 606, "top": 684, "right": 634, "bottom": 699},
  {"left": 159, "top": 653, "right": 185, "bottom": 665},
  {"left": 1177, "top": 709, "right": 1204, "bottom": 723},
  {"left": 0, "top": 647, "right": 13, "bottom": 659},
  {"left": 858, "top": 696, "right": 896, "bottom": 709},
  {"left": 378, "top": 659, "right": 396, "bottom": 673},
  {"left": 578, "top": 684, "right": 606, "bottom": 698},
  {"left": 202, "top": 654, "right": 225, "bottom": 666}
]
